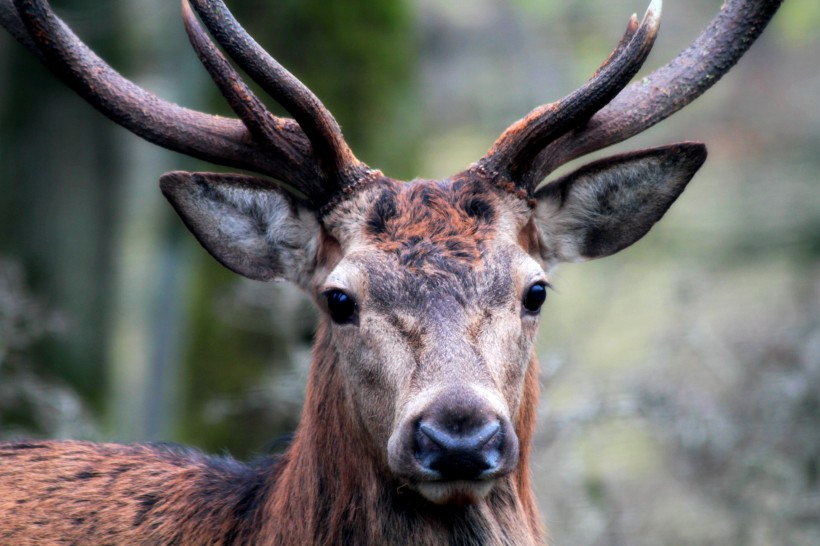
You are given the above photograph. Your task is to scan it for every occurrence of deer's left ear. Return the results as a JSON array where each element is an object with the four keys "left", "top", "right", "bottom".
[{"left": 531, "top": 143, "right": 707, "bottom": 264}]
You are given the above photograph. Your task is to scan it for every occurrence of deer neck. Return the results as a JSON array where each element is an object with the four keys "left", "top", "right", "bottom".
[{"left": 260, "top": 323, "right": 545, "bottom": 546}]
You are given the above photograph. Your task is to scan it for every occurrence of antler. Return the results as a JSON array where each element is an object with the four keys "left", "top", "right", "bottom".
[
  {"left": 2, "top": 0, "right": 783, "bottom": 209},
  {"left": 481, "top": 0, "right": 661, "bottom": 186},
  {"left": 186, "top": 0, "right": 372, "bottom": 193},
  {"left": 475, "top": 0, "right": 783, "bottom": 194},
  {"left": 0, "top": 0, "right": 370, "bottom": 209}
]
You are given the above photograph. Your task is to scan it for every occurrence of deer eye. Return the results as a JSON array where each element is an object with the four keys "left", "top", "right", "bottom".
[
  {"left": 324, "top": 289, "right": 358, "bottom": 324},
  {"left": 522, "top": 282, "right": 548, "bottom": 313}
]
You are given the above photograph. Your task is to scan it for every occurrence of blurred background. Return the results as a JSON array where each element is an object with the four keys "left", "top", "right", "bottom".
[{"left": 0, "top": 0, "right": 818, "bottom": 543}]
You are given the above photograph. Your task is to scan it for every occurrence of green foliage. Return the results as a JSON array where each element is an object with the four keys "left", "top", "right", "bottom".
[{"left": 176, "top": 262, "right": 275, "bottom": 454}]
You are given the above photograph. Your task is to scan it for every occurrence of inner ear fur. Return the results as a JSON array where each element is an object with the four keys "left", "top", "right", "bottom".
[
  {"left": 532, "top": 142, "right": 707, "bottom": 264},
  {"left": 160, "top": 171, "right": 319, "bottom": 285}
]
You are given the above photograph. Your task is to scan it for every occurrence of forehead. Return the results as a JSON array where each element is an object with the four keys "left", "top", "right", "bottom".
[
  {"left": 324, "top": 176, "right": 534, "bottom": 310},
  {"left": 364, "top": 178, "right": 499, "bottom": 273}
]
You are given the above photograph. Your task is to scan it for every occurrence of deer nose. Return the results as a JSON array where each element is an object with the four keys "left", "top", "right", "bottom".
[{"left": 414, "top": 419, "right": 504, "bottom": 480}]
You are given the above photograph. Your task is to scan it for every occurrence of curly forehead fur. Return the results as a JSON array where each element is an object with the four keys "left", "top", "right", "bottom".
[
  {"left": 366, "top": 178, "right": 498, "bottom": 270},
  {"left": 323, "top": 174, "right": 531, "bottom": 278}
]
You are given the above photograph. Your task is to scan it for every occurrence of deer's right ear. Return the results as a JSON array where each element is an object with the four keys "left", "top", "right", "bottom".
[
  {"left": 160, "top": 171, "right": 319, "bottom": 284},
  {"left": 531, "top": 143, "right": 707, "bottom": 265}
]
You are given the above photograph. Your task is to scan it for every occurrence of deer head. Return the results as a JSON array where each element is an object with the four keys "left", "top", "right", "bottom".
[{"left": 1, "top": 0, "right": 782, "bottom": 512}]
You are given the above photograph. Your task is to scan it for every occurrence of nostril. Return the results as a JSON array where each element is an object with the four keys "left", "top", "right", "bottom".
[
  {"left": 414, "top": 420, "right": 504, "bottom": 480},
  {"left": 475, "top": 421, "right": 502, "bottom": 451},
  {"left": 415, "top": 426, "right": 441, "bottom": 455}
]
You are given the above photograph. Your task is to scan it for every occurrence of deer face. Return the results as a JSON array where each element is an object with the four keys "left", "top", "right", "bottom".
[
  {"left": 160, "top": 142, "right": 705, "bottom": 505},
  {"left": 318, "top": 178, "right": 540, "bottom": 504}
]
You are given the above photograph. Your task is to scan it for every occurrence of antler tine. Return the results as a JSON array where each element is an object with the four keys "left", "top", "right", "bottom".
[
  {"left": 188, "top": 0, "right": 373, "bottom": 192},
  {"left": 531, "top": 0, "right": 784, "bottom": 183},
  {"left": 180, "top": 0, "right": 327, "bottom": 200},
  {"left": 181, "top": 0, "right": 278, "bottom": 151},
  {"left": 479, "top": 0, "right": 662, "bottom": 192},
  {"left": 2, "top": 0, "right": 322, "bottom": 196}
]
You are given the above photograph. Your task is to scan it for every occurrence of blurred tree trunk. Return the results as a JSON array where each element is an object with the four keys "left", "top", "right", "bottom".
[
  {"left": 104, "top": 0, "right": 204, "bottom": 442},
  {"left": 0, "top": 0, "right": 123, "bottom": 419}
]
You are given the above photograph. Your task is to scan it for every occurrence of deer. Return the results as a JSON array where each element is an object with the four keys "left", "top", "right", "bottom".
[{"left": 0, "top": 0, "right": 782, "bottom": 544}]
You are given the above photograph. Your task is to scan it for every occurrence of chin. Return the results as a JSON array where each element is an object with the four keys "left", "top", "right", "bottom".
[{"left": 415, "top": 479, "right": 497, "bottom": 506}]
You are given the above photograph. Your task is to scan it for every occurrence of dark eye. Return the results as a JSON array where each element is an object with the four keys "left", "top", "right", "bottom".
[
  {"left": 324, "top": 289, "right": 357, "bottom": 324},
  {"left": 522, "top": 282, "right": 548, "bottom": 313}
]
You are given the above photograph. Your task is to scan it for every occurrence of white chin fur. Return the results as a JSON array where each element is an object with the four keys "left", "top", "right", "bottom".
[{"left": 415, "top": 480, "right": 496, "bottom": 505}]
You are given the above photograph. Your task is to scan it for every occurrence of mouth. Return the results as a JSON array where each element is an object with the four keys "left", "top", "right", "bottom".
[{"left": 412, "top": 478, "right": 497, "bottom": 506}]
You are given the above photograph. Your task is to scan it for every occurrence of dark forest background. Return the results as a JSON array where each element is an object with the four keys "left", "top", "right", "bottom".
[{"left": 1, "top": 0, "right": 818, "bottom": 544}]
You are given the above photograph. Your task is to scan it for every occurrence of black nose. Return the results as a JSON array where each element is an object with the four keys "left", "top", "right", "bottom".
[{"left": 414, "top": 419, "right": 504, "bottom": 480}]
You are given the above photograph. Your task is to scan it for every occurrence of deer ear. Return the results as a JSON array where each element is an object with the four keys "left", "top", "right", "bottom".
[
  {"left": 532, "top": 143, "right": 707, "bottom": 264},
  {"left": 160, "top": 171, "right": 319, "bottom": 284}
]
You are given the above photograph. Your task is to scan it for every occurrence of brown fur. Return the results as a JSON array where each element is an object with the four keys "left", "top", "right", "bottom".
[
  {"left": 365, "top": 179, "right": 499, "bottom": 271},
  {"left": 0, "top": 441, "right": 278, "bottom": 545}
]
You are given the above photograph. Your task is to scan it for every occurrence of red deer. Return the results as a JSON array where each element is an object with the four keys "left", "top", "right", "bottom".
[{"left": 0, "top": 0, "right": 782, "bottom": 544}]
